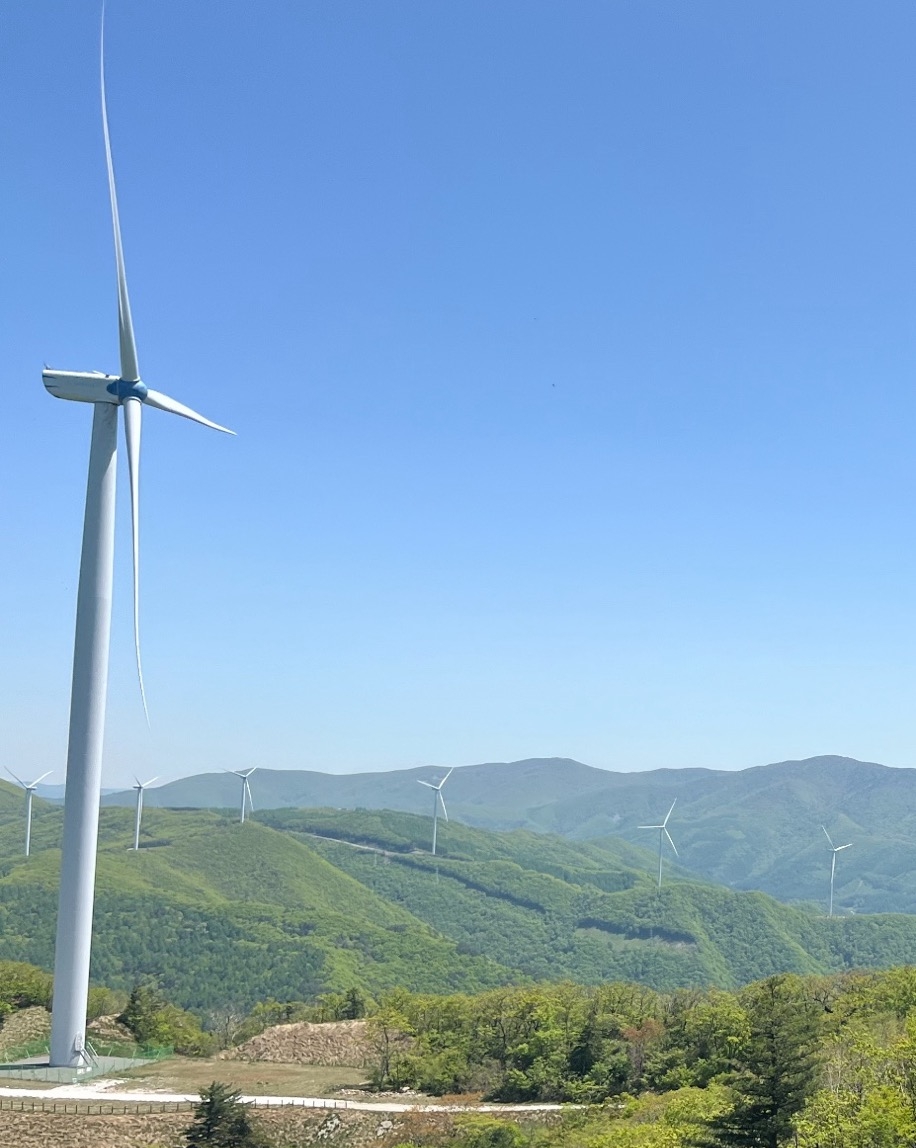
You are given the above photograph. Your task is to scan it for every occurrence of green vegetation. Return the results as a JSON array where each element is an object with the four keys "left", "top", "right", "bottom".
[
  {"left": 7, "top": 797, "right": 916, "bottom": 1011},
  {"left": 118, "top": 980, "right": 216, "bottom": 1055},
  {"left": 375, "top": 968, "right": 916, "bottom": 1147}
]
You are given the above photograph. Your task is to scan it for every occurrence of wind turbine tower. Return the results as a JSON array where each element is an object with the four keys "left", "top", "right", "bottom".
[
  {"left": 823, "top": 826, "right": 852, "bottom": 918},
  {"left": 43, "top": 19, "right": 233, "bottom": 1068},
  {"left": 233, "top": 769, "right": 257, "bottom": 824},
  {"left": 6, "top": 770, "right": 52, "bottom": 857},
  {"left": 418, "top": 768, "right": 453, "bottom": 856},
  {"left": 638, "top": 799, "right": 679, "bottom": 889},
  {"left": 131, "top": 776, "right": 158, "bottom": 850}
]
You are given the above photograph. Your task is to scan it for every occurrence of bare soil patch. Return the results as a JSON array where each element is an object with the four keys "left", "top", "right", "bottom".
[
  {"left": 0, "top": 1105, "right": 464, "bottom": 1147},
  {"left": 223, "top": 1019, "right": 372, "bottom": 1067},
  {"left": 0, "top": 1007, "right": 50, "bottom": 1055},
  {"left": 115, "top": 1054, "right": 368, "bottom": 1095}
]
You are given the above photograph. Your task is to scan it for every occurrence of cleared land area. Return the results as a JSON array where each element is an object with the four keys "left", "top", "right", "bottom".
[{"left": 116, "top": 1055, "right": 368, "bottom": 1095}]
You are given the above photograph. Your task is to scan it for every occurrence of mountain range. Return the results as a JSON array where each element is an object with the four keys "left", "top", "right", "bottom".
[
  {"left": 99, "top": 754, "right": 916, "bottom": 914},
  {"left": 4, "top": 784, "right": 916, "bottom": 1012}
]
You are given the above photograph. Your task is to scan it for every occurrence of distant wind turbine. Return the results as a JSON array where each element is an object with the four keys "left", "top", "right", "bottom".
[
  {"left": 418, "top": 768, "right": 453, "bottom": 856},
  {"left": 823, "top": 826, "right": 852, "bottom": 918},
  {"left": 44, "top": 13, "right": 234, "bottom": 1069},
  {"left": 131, "top": 776, "right": 158, "bottom": 851},
  {"left": 638, "top": 799, "right": 679, "bottom": 889},
  {"left": 232, "top": 769, "right": 257, "bottom": 824},
  {"left": 6, "top": 770, "right": 52, "bottom": 857}
]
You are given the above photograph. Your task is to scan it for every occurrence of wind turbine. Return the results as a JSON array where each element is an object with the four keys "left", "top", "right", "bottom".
[
  {"left": 418, "top": 768, "right": 453, "bottom": 856},
  {"left": 6, "top": 770, "right": 52, "bottom": 857},
  {"left": 232, "top": 769, "right": 257, "bottom": 824},
  {"left": 823, "top": 826, "right": 852, "bottom": 918},
  {"left": 638, "top": 799, "right": 679, "bottom": 889},
  {"left": 44, "top": 18, "right": 233, "bottom": 1069},
  {"left": 131, "top": 776, "right": 158, "bottom": 851}
]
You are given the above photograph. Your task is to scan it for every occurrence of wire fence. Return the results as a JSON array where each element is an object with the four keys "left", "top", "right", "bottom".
[{"left": 0, "top": 1098, "right": 195, "bottom": 1115}]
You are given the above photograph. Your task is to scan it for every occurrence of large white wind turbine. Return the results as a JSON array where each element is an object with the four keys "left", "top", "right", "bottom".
[
  {"left": 6, "top": 770, "right": 52, "bottom": 858},
  {"left": 131, "top": 776, "right": 158, "bottom": 851},
  {"left": 638, "top": 799, "right": 679, "bottom": 889},
  {"left": 232, "top": 769, "right": 257, "bottom": 824},
  {"left": 44, "top": 19, "right": 233, "bottom": 1069},
  {"left": 418, "top": 768, "right": 453, "bottom": 857},
  {"left": 823, "top": 826, "right": 852, "bottom": 918}
]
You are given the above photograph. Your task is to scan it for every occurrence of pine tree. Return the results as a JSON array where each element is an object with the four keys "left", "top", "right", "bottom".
[
  {"left": 184, "top": 1082, "right": 268, "bottom": 1147},
  {"left": 699, "top": 975, "right": 820, "bottom": 1148}
]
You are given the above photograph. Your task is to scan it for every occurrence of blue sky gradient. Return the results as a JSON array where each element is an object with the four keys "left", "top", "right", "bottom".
[{"left": 4, "top": 2, "right": 916, "bottom": 786}]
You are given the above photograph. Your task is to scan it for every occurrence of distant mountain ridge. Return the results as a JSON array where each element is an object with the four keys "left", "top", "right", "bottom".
[{"left": 95, "top": 754, "right": 916, "bottom": 914}]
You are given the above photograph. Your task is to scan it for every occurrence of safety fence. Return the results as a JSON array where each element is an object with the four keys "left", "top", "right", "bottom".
[{"left": 0, "top": 1098, "right": 195, "bottom": 1115}]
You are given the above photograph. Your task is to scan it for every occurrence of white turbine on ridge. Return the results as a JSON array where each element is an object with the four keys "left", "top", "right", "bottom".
[
  {"left": 45, "top": 15, "right": 233, "bottom": 1069},
  {"left": 638, "top": 799, "right": 679, "bottom": 889},
  {"left": 418, "top": 768, "right": 453, "bottom": 857},
  {"left": 823, "top": 825, "right": 852, "bottom": 918},
  {"left": 131, "top": 776, "right": 158, "bottom": 851},
  {"left": 231, "top": 769, "right": 257, "bottom": 824},
  {"left": 6, "top": 770, "right": 53, "bottom": 858}
]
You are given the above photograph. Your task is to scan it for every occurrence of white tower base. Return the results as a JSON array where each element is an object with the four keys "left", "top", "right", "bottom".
[{"left": 50, "top": 404, "right": 118, "bottom": 1068}]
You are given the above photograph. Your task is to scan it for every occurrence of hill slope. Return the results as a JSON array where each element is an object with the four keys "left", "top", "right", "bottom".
[
  {"left": 5, "top": 792, "right": 916, "bottom": 1012},
  {"left": 99, "top": 756, "right": 916, "bottom": 913}
]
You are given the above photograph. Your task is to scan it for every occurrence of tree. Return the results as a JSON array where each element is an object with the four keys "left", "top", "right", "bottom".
[
  {"left": 119, "top": 980, "right": 216, "bottom": 1055},
  {"left": 700, "top": 975, "right": 820, "bottom": 1148},
  {"left": 184, "top": 1082, "right": 268, "bottom": 1147}
]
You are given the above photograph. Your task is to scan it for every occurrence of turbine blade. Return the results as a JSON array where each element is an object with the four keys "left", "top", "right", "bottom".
[
  {"left": 663, "top": 799, "right": 677, "bottom": 826},
  {"left": 142, "top": 776, "right": 159, "bottom": 788},
  {"left": 439, "top": 767, "right": 455, "bottom": 788},
  {"left": 122, "top": 397, "right": 149, "bottom": 724},
  {"left": 438, "top": 791, "right": 448, "bottom": 821},
  {"left": 638, "top": 824, "right": 663, "bottom": 830},
  {"left": 101, "top": 9, "right": 139, "bottom": 382},
  {"left": 822, "top": 825, "right": 835, "bottom": 849},
  {"left": 837, "top": 843, "right": 853, "bottom": 851},
  {"left": 5, "top": 769, "right": 26, "bottom": 789},
  {"left": 245, "top": 780, "right": 254, "bottom": 812},
  {"left": 417, "top": 780, "right": 437, "bottom": 790},
  {"left": 29, "top": 771, "right": 53, "bottom": 788},
  {"left": 144, "top": 389, "right": 235, "bottom": 434},
  {"left": 664, "top": 828, "right": 679, "bottom": 856}
]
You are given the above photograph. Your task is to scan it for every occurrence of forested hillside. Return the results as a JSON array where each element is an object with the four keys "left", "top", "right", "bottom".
[
  {"left": 97, "top": 755, "right": 916, "bottom": 914},
  {"left": 5, "top": 788, "right": 916, "bottom": 1013}
]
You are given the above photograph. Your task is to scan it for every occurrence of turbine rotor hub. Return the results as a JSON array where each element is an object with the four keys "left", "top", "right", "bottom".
[{"left": 107, "top": 378, "right": 148, "bottom": 402}]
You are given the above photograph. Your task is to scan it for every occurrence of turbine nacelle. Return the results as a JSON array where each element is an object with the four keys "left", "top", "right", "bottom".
[{"left": 43, "top": 370, "right": 123, "bottom": 404}]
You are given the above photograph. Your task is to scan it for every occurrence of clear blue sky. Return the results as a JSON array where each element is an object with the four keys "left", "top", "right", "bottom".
[{"left": 4, "top": 1, "right": 916, "bottom": 787}]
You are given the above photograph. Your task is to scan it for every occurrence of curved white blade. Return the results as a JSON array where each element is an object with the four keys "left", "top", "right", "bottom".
[
  {"left": 5, "top": 769, "right": 26, "bottom": 789},
  {"left": 662, "top": 799, "right": 677, "bottom": 826},
  {"left": 836, "top": 843, "right": 853, "bottom": 851},
  {"left": 140, "top": 775, "right": 159, "bottom": 789},
  {"left": 638, "top": 823, "right": 663, "bottom": 830},
  {"left": 245, "top": 780, "right": 254, "bottom": 812},
  {"left": 144, "top": 389, "right": 235, "bottom": 434},
  {"left": 822, "top": 825, "right": 835, "bottom": 849},
  {"left": 417, "top": 780, "right": 437, "bottom": 790},
  {"left": 28, "top": 771, "right": 53, "bottom": 789},
  {"left": 101, "top": 9, "right": 139, "bottom": 382},
  {"left": 122, "top": 396, "right": 149, "bottom": 724},
  {"left": 664, "top": 828, "right": 678, "bottom": 856},
  {"left": 438, "top": 791, "right": 449, "bottom": 821},
  {"left": 439, "top": 767, "right": 455, "bottom": 788}
]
